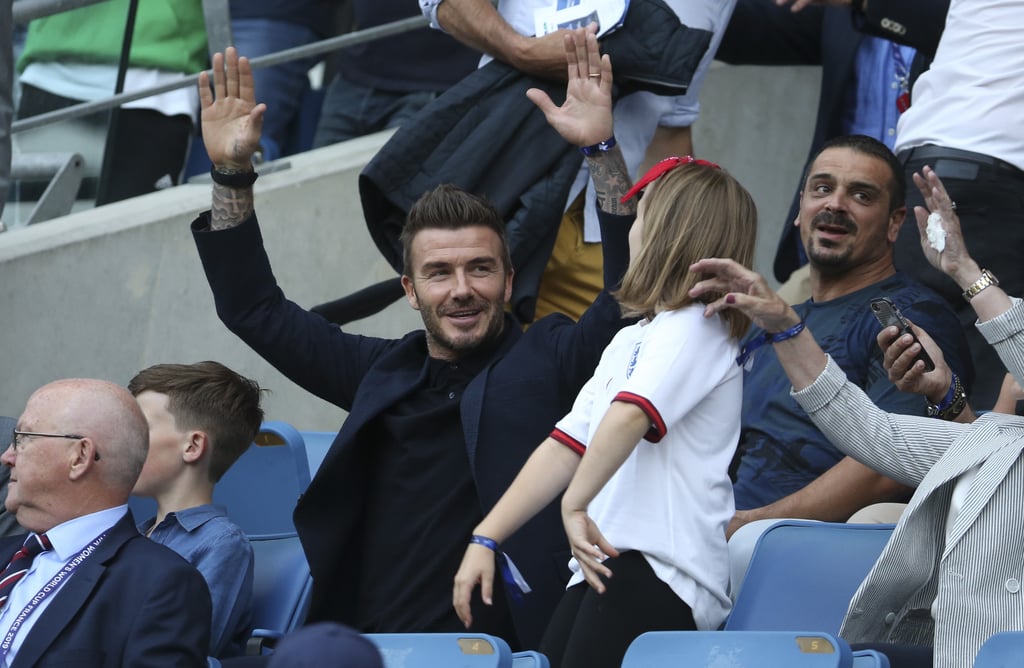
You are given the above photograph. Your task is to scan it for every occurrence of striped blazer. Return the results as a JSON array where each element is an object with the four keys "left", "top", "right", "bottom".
[{"left": 793, "top": 299, "right": 1024, "bottom": 668}]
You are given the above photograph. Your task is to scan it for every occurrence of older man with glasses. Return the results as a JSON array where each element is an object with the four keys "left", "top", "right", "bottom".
[{"left": 0, "top": 378, "right": 212, "bottom": 666}]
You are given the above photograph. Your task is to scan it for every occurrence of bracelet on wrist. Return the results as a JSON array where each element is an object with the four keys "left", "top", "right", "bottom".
[
  {"left": 928, "top": 373, "right": 967, "bottom": 420},
  {"left": 469, "top": 535, "right": 499, "bottom": 551},
  {"left": 961, "top": 269, "right": 998, "bottom": 303},
  {"left": 579, "top": 136, "right": 616, "bottom": 157},
  {"left": 210, "top": 166, "right": 258, "bottom": 188},
  {"left": 736, "top": 321, "right": 805, "bottom": 368}
]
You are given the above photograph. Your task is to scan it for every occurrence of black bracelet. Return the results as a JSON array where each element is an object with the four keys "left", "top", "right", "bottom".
[
  {"left": 579, "top": 136, "right": 616, "bottom": 157},
  {"left": 210, "top": 166, "right": 258, "bottom": 188}
]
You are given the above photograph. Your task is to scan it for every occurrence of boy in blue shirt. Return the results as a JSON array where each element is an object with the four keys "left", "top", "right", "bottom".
[{"left": 129, "top": 361, "right": 265, "bottom": 658}]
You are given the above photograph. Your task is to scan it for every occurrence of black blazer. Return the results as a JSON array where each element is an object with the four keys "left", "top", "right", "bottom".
[
  {"left": 193, "top": 209, "right": 632, "bottom": 648},
  {"left": 0, "top": 512, "right": 211, "bottom": 667}
]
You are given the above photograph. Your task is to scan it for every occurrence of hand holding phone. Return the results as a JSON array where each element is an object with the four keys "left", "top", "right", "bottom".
[{"left": 870, "top": 297, "right": 936, "bottom": 372}]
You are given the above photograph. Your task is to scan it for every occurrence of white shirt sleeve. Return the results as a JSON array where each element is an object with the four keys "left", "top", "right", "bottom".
[
  {"left": 615, "top": 308, "right": 737, "bottom": 442},
  {"left": 420, "top": 0, "right": 445, "bottom": 30}
]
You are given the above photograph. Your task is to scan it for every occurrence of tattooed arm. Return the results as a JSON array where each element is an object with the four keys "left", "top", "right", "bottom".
[
  {"left": 197, "top": 47, "right": 266, "bottom": 230},
  {"left": 526, "top": 29, "right": 635, "bottom": 216}
]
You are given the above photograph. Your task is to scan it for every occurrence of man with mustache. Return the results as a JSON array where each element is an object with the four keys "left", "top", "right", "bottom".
[{"left": 728, "top": 135, "right": 971, "bottom": 584}]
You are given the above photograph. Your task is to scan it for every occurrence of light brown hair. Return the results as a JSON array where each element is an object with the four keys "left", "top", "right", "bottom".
[
  {"left": 615, "top": 163, "right": 758, "bottom": 339},
  {"left": 128, "top": 361, "right": 265, "bottom": 482}
]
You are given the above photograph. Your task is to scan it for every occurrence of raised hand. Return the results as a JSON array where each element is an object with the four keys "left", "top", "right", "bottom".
[
  {"left": 526, "top": 27, "right": 614, "bottom": 148},
  {"left": 688, "top": 258, "right": 801, "bottom": 334},
  {"left": 198, "top": 47, "right": 266, "bottom": 170},
  {"left": 912, "top": 166, "right": 975, "bottom": 280}
]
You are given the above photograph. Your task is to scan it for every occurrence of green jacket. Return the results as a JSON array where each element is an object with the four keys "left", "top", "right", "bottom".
[{"left": 18, "top": 0, "right": 207, "bottom": 75}]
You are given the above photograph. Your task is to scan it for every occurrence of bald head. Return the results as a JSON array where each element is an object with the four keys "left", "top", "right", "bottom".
[{"left": 4, "top": 379, "right": 150, "bottom": 531}]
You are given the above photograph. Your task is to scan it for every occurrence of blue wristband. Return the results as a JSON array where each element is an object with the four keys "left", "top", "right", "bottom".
[
  {"left": 579, "top": 136, "right": 617, "bottom": 157},
  {"left": 469, "top": 535, "right": 499, "bottom": 551},
  {"left": 736, "top": 321, "right": 806, "bottom": 367}
]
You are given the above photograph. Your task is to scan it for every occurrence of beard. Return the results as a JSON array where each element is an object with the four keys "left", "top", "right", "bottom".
[
  {"left": 806, "top": 210, "right": 858, "bottom": 273},
  {"left": 418, "top": 293, "right": 506, "bottom": 360}
]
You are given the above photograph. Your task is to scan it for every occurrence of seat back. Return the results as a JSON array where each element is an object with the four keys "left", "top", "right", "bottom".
[
  {"left": 300, "top": 429, "right": 337, "bottom": 477},
  {"left": 622, "top": 630, "right": 854, "bottom": 668},
  {"left": 511, "top": 650, "right": 550, "bottom": 667},
  {"left": 249, "top": 532, "right": 313, "bottom": 636},
  {"left": 214, "top": 421, "right": 310, "bottom": 535},
  {"left": 974, "top": 631, "right": 1024, "bottom": 667},
  {"left": 851, "top": 649, "right": 890, "bottom": 668},
  {"left": 128, "top": 420, "right": 311, "bottom": 535},
  {"left": 364, "top": 633, "right": 513, "bottom": 668},
  {"left": 725, "top": 521, "right": 894, "bottom": 633}
]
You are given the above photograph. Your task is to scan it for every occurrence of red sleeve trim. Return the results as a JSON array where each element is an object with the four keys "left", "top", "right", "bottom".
[
  {"left": 550, "top": 428, "right": 586, "bottom": 456},
  {"left": 614, "top": 391, "right": 666, "bottom": 443}
]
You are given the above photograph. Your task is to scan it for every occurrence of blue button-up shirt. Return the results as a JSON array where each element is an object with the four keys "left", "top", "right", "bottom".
[{"left": 139, "top": 504, "right": 253, "bottom": 658}]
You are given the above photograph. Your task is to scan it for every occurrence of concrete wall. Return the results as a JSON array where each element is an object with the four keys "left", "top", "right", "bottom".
[{"left": 0, "top": 62, "right": 820, "bottom": 429}]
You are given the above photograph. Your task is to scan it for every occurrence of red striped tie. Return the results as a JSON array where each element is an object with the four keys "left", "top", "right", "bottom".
[{"left": 0, "top": 534, "right": 52, "bottom": 609}]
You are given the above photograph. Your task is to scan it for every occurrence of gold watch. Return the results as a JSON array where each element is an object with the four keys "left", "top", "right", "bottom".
[{"left": 962, "top": 269, "right": 999, "bottom": 303}]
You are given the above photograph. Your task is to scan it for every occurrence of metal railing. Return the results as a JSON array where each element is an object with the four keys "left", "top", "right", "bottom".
[{"left": 5, "top": 0, "right": 430, "bottom": 225}]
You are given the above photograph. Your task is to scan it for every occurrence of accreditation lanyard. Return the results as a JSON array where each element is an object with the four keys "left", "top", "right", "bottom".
[{"left": 0, "top": 533, "right": 108, "bottom": 661}]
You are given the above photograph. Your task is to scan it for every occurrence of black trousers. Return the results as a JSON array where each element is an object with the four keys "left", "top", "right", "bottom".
[
  {"left": 539, "top": 550, "right": 697, "bottom": 668},
  {"left": 896, "top": 144, "right": 1024, "bottom": 409},
  {"left": 17, "top": 83, "right": 192, "bottom": 205}
]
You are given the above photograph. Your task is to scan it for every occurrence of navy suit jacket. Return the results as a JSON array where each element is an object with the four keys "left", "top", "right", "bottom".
[
  {"left": 0, "top": 512, "right": 211, "bottom": 667},
  {"left": 716, "top": 0, "right": 949, "bottom": 282},
  {"left": 193, "top": 211, "right": 631, "bottom": 648}
]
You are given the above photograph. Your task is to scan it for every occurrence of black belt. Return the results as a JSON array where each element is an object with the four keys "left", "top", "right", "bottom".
[{"left": 897, "top": 144, "right": 1024, "bottom": 178}]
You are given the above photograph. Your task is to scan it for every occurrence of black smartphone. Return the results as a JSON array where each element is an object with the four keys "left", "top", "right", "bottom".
[{"left": 870, "top": 297, "right": 936, "bottom": 372}]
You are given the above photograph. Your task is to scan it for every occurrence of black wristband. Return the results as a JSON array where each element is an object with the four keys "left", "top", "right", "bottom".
[{"left": 210, "top": 166, "right": 258, "bottom": 188}]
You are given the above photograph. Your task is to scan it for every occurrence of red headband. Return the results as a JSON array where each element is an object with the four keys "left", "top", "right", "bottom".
[{"left": 621, "top": 155, "right": 721, "bottom": 203}]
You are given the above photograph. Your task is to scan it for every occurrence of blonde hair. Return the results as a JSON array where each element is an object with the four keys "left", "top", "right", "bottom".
[{"left": 615, "top": 163, "right": 757, "bottom": 340}]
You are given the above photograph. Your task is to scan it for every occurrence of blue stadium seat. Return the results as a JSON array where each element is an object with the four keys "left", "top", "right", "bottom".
[
  {"left": 622, "top": 630, "right": 855, "bottom": 668},
  {"left": 247, "top": 532, "right": 313, "bottom": 655},
  {"left": 214, "top": 420, "right": 310, "bottom": 535},
  {"left": 974, "top": 631, "right": 1024, "bottom": 667},
  {"left": 852, "top": 649, "right": 890, "bottom": 668},
  {"left": 300, "top": 429, "right": 336, "bottom": 477},
  {"left": 511, "top": 650, "right": 550, "bottom": 667},
  {"left": 364, "top": 633, "right": 513, "bottom": 668},
  {"left": 725, "top": 520, "right": 894, "bottom": 634},
  {"left": 129, "top": 420, "right": 311, "bottom": 535}
]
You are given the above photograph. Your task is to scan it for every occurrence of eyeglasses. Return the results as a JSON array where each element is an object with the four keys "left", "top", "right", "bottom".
[{"left": 10, "top": 430, "right": 86, "bottom": 454}]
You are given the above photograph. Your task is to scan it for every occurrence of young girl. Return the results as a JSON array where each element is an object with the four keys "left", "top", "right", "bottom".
[{"left": 451, "top": 33, "right": 758, "bottom": 668}]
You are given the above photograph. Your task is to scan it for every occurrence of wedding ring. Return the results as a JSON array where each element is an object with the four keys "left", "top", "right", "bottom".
[{"left": 588, "top": 73, "right": 601, "bottom": 78}]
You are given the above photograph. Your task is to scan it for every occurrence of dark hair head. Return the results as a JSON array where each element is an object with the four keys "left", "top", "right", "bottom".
[
  {"left": 805, "top": 135, "right": 905, "bottom": 213},
  {"left": 400, "top": 184, "right": 512, "bottom": 276},
  {"left": 128, "top": 361, "right": 265, "bottom": 482}
]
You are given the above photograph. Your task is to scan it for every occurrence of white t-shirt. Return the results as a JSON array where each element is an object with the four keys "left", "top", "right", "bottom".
[
  {"left": 551, "top": 304, "right": 740, "bottom": 630},
  {"left": 895, "top": 0, "right": 1024, "bottom": 171}
]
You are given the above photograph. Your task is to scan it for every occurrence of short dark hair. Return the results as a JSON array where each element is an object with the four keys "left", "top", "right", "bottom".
[
  {"left": 400, "top": 184, "right": 512, "bottom": 276},
  {"left": 805, "top": 135, "right": 906, "bottom": 213},
  {"left": 128, "top": 361, "right": 266, "bottom": 482}
]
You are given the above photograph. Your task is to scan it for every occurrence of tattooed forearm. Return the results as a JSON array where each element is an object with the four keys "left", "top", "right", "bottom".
[
  {"left": 210, "top": 183, "right": 255, "bottom": 230},
  {"left": 585, "top": 146, "right": 636, "bottom": 216}
]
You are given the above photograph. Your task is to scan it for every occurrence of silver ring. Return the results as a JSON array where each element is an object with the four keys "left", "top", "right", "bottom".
[
  {"left": 588, "top": 73, "right": 601, "bottom": 78},
  {"left": 950, "top": 201, "right": 957, "bottom": 210}
]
